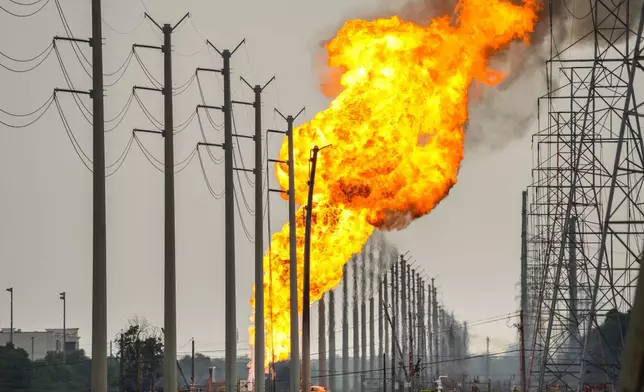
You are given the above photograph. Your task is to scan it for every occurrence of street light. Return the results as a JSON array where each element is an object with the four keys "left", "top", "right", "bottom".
[
  {"left": 5, "top": 288, "right": 13, "bottom": 345},
  {"left": 60, "top": 292, "right": 66, "bottom": 363}
]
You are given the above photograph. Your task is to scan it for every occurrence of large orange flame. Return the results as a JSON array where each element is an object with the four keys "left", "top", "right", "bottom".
[{"left": 249, "top": 0, "right": 540, "bottom": 369}]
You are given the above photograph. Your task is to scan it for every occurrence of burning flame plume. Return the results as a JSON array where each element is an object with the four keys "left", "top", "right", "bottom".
[{"left": 249, "top": 0, "right": 540, "bottom": 369}]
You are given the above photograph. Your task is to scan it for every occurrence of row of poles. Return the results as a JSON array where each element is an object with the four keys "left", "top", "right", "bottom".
[
  {"left": 18, "top": 0, "right": 328, "bottom": 391},
  {"left": 297, "top": 249, "right": 469, "bottom": 392}
]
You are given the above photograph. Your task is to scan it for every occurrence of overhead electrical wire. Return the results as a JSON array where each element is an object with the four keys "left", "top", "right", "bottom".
[
  {"left": 196, "top": 72, "right": 224, "bottom": 131},
  {"left": 104, "top": 49, "right": 134, "bottom": 86},
  {"left": 0, "top": 42, "right": 54, "bottom": 72},
  {"left": 132, "top": 48, "right": 163, "bottom": 88},
  {"left": 197, "top": 147, "right": 224, "bottom": 199},
  {"left": 133, "top": 89, "right": 163, "bottom": 130},
  {"left": 53, "top": 43, "right": 92, "bottom": 124},
  {"left": 53, "top": 0, "right": 92, "bottom": 78},
  {"left": 133, "top": 132, "right": 198, "bottom": 174},
  {"left": 0, "top": 0, "right": 50, "bottom": 17},
  {"left": 54, "top": 95, "right": 92, "bottom": 170},
  {"left": 9, "top": 0, "right": 47, "bottom": 6},
  {"left": 102, "top": 13, "right": 145, "bottom": 35},
  {"left": 234, "top": 185, "right": 255, "bottom": 243},
  {"left": 196, "top": 109, "right": 224, "bottom": 164},
  {"left": 231, "top": 108, "right": 255, "bottom": 187},
  {"left": 0, "top": 94, "right": 55, "bottom": 128}
]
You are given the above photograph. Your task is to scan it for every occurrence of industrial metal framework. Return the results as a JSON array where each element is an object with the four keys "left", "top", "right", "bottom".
[{"left": 525, "top": 1, "right": 644, "bottom": 390}]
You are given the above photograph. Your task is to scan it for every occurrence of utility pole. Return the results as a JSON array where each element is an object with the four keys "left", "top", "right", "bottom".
[
  {"left": 400, "top": 255, "right": 408, "bottom": 391},
  {"left": 5, "top": 288, "right": 13, "bottom": 345},
  {"left": 378, "top": 278, "right": 384, "bottom": 372},
  {"left": 486, "top": 337, "right": 490, "bottom": 387},
  {"left": 432, "top": 282, "right": 439, "bottom": 377},
  {"left": 383, "top": 273, "right": 389, "bottom": 370},
  {"left": 519, "top": 311, "right": 526, "bottom": 392},
  {"left": 191, "top": 339, "right": 195, "bottom": 386},
  {"left": 318, "top": 294, "right": 327, "bottom": 387},
  {"left": 271, "top": 107, "right": 305, "bottom": 392},
  {"left": 353, "top": 256, "right": 360, "bottom": 388},
  {"left": 391, "top": 262, "right": 397, "bottom": 390},
  {"left": 342, "top": 265, "right": 350, "bottom": 392},
  {"left": 427, "top": 283, "right": 433, "bottom": 380},
  {"left": 241, "top": 74, "right": 274, "bottom": 392},
  {"left": 119, "top": 333, "right": 124, "bottom": 392},
  {"left": 303, "top": 145, "right": 324, "bottom": 392},
  {"left": 329, "top": 290, "right": 336, "bottom": 392},
  {"left": 60, "top": 292, "right": 66, "bottom": 363},
  {"left": 132, "top": 14, "right": 190, "bottom": 392},
  {"left": 90, "top": 0, "right": 107, "bottom": 388},
  {"left": 31, "top": 336, "right": 34, "bottom": 360},
  {"left": 384, "top": 352, "right": 387, "bottom": 392}
]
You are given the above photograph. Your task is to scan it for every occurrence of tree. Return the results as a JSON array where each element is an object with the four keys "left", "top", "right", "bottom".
[
  {"left": 29, "top": 349, "right": 92, "bottom": 392},
  {"left": 178, "top": 353, "right": 214, "bottom": 386},
  {"left": 116, "top": 316, "right": 164, "bottom": 392},
  {"left": 0, "top": 343, "right": 31, "bottom": 391}
]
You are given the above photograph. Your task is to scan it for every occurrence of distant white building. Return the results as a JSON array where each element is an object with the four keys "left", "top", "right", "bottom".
[{"left": 0, "top": 328, "right": 80, "bottom": 360}]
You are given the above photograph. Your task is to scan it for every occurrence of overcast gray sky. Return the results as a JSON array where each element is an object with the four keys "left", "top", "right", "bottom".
[{"left": 0, "top": 0, "right": 537, "bottom": 360}]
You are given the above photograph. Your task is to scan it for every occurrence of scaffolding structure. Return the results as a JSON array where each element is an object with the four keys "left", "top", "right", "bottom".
[{"left": 525, "top": 1, "right": 644, "bottom": 390}]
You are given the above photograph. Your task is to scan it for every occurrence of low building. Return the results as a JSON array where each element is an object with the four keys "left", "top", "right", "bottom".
[{"left": 0, "top": 327, "right": 80, "bottom": 360}]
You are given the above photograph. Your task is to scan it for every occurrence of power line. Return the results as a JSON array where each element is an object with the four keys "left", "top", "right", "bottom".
[{"left": 0, "top": 0, "right": 50, "bottom": 17}]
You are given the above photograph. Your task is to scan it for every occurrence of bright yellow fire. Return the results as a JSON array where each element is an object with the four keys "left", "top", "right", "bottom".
[{"left": 249, "top": 0, "right": 540, "bottom": 369}]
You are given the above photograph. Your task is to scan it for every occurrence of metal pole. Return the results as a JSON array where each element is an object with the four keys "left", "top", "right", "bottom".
[
  {"left": 400, "top": 256, "right": 407, "bottom": 389},
  {"left": 120, "top": 333, "right": 125, "bottom": 392},
  {"left": 192, "top": 339, "right": 196, "bottom": 386},
  {"left": 361, "top": 253, "right": 368, "bottom": 375},
  {"left": 6, "top": 288, "right": 13, "bottom": 345},
  {"left": 392, "top": 263, "right": 397, "bottom": 389},
  {"left": 520, "top": 191, "right": 528, "bottom": 332},
  {"left": 329, "top": 290, "right": 336, "bottom": 392},
  {"left": 90, "top": 0, "right": 107, "bottom": 388},
  {"left": 162, "top": 24, "right": 178, "bottom": 392},
  {"left": 222, "top": 48, "right": 239, "bottom": 392},
  {"left": 384, "top": 273, "right": 389, "bottom": 367},
  {"left": 432, "top": 282, "right": 439, "bottom": 377},
  {"left": 353, "top": 257, "right": 360, "bottom": 389},
  {"left": 302, "top": 146, "right": 320, "bottom": 392},
  {"left": 392, "top": 315, "right": 396, "bottom": 392},
  {"left": 342, "top": 266, "right": 349, "bottom": 392},
  {"left": 427, "top": 284, "right": 432, "bottom": 380},
  {"left": 378, "top": 279, "right": 383, "bottom": 372},
  {"left": 519, "top": 310, "right": 526, "bottom": 392},
  {"left": 286, "top": 115, "right": 300, "bottom": 392},
  {"left": 384, "top": 352, "right": 387, "bottom": 392},
  {"left": 253, "top": 84, "right": 265, "bottom": 392},
  {"left": 319, "top": 295, "right": 327, "bottom": 387},
  {"left": 370, "top": 295, "right": 375, "bottom": 371},
  {"left": 31, "top": 336, "right": 34, "bottom": 360},
  {"left": 60, "top": 292, "right": 66, "bottom": 363}
]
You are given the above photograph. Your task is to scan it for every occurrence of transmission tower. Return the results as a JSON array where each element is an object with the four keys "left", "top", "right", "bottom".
[{"left": 527, "top": 1, "right": 644, "bottom": 390}]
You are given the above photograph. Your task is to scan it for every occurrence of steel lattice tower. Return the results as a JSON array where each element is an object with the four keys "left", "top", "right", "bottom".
[{"left": 525, "top": 1, "right": 644, "bottom": 391}]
